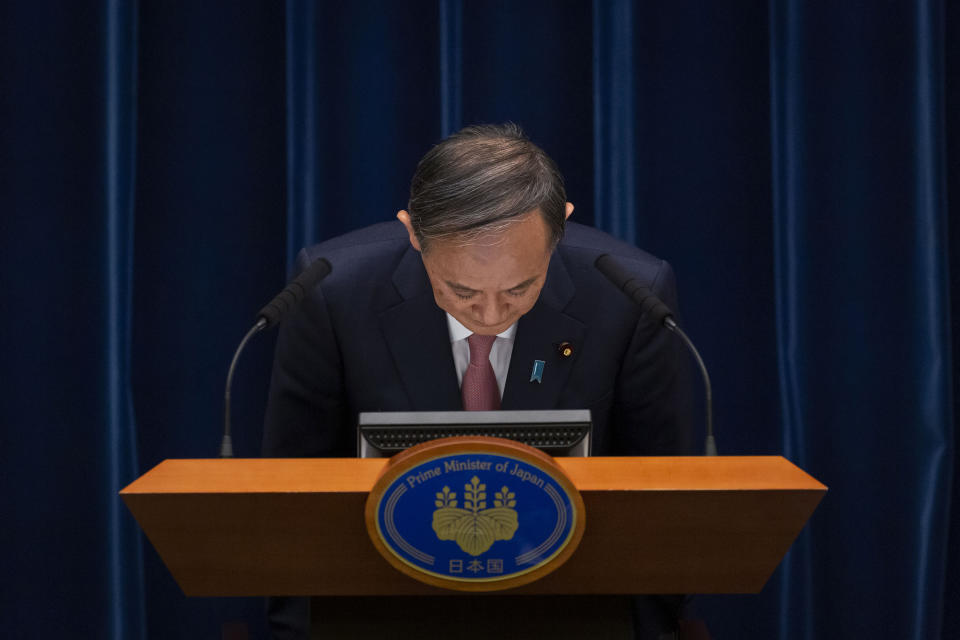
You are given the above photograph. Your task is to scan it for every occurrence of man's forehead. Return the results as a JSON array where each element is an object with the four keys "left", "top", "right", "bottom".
[{"left": 422, "top": 208, "right": 549, "bottom": 251}]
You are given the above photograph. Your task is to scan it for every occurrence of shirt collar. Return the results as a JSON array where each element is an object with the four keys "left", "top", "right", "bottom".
[{"left": 446, "top": 313, "right": 517, "bottom": 342}]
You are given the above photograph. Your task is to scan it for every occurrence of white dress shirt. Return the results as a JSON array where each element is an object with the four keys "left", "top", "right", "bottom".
[{"left": 446, "top": 313, "right": 517, "bottom": 398}]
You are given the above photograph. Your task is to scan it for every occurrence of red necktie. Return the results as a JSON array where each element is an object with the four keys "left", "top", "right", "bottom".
[{"left": 461, "top": 334, "right": 500, "bottom": 410}]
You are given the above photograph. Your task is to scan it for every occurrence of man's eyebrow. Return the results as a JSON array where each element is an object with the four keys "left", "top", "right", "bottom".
[
  {"left": 506, "top": 277, "right": 538, "bottom": 291},
  {"left": 445, "top": 280, "right": 479, "bottom": 293},
  {"left": 444, "top": 277, "right": 539, "bottom": 293}
]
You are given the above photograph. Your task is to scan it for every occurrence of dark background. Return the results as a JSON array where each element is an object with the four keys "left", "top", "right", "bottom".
[{"left": 1, "top": 1, "right": 956, "bottom": 638}]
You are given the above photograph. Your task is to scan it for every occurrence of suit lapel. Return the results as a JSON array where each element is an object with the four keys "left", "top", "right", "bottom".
[
  {"left": 501, "top": 253, "right": 585, "bottom": 410},
  {"left": 379, "top": 248, "right": 463, "bottom": 410}
]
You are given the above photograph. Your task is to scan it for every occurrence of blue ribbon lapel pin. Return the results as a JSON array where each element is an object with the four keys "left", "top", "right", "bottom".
[{"left": 530, "top": 359, "right": 545, "bottom": 383}]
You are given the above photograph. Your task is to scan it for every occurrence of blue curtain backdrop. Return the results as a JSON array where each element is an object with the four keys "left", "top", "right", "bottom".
[
  {"left": 1, "top": 1, "right": 146, "bottom": 638},
  {"left": 1, "top": 1, "right": 956, "bottom": 638}
]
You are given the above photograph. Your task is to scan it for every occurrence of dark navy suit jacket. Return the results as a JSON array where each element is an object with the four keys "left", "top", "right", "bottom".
[{"left": 263, "top": 220, "right": 691, "bottom": 460}]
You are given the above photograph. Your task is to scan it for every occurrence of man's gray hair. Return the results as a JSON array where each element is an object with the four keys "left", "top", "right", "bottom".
[{"left": 407, "top": 123, "right": 567, "bottom": 251}]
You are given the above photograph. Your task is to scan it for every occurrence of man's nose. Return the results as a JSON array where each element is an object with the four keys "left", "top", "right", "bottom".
[{"left": 473, "top": 298, "right": 509, "bottom": 325}]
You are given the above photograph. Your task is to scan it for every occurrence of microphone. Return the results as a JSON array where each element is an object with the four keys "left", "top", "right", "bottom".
[
  {"left": 221, "top": 258, "right": 332, "bottom": 457},
  {"left": 595, "top": 254, "right": 717, "bottom": 456},
  {"left": 258, "top": 257, "right": 333, "bottom": 329}
]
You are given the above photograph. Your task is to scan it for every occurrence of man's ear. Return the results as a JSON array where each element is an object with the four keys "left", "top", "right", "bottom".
[
  {"left": 396, "top": 210, "right": 422, "bottom": 252},
  {"left": 565, "top": 202, "right": 574, "bottom": 220}
]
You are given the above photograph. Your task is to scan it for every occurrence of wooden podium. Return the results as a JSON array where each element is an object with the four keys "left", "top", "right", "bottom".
[{"left": 120, "top": 456, "right": 825, "bottom": 596}]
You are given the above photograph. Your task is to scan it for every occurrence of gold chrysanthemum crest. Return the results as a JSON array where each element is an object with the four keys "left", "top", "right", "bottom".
[{"left": 432, "top": 476, "right": 519, "bottom": 556}]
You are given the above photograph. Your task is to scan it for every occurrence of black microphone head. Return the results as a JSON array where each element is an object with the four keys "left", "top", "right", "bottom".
[
  {"left": 595, "top": 254, "right": 630, "bottom": 287},
  {"left": 258, "top": 257, "right": 332, "bottom": 328},
  {"left": 299, "top": 256, "right": 333, "bottom": 284},
  {"left": 595, "top": 254, "right": 673, "bottom": 326}
]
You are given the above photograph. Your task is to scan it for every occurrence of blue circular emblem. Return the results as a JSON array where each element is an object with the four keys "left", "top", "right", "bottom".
[{"left": 372, "top": 450, "right": 580, "bottom": 586}]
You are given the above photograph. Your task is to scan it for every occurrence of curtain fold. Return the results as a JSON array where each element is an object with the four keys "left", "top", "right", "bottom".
[
  {"left": 908, "top": 1, "right": 953, "bottom": 635},
  {"left": 104, "top": 2, "right": 146, "bottom": 638},
  {"left": 592, "top": 0, "right": 637, "bottom": 244},
  {"left": 769, "top": 3, "right": 813, "bottom": 637},
  {"left": 286, "top": 0, "right": 319, "bottom": 276},
  {"left": 439, "top": 0, "right": 463, "bottom": 137}
]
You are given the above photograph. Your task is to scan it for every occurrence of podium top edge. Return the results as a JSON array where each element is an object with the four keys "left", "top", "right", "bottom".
[{"left": 120, "top": 456, "right": 825, "bottom": 495}]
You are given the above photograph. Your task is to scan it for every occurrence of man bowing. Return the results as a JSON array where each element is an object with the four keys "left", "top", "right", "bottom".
[{"left": 264, "top": 123, "right": 691, "bottom": 639}]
